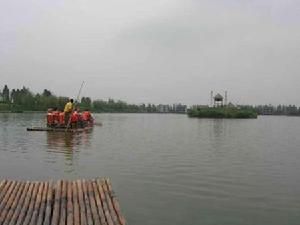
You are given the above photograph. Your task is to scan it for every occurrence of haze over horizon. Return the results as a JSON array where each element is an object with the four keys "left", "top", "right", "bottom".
[{"left": 1, "top": 0, "right": 299, "bottom": 106}]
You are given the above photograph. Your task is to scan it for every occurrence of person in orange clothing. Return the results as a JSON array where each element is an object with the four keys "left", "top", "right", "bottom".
[
  {"left": 70, "top": 109, "right": 79, "bottom": 128},
  {"left": 82, "top": 109, "right": 93, "bottom": 126},
  {"left": 52, "top": 107, "right": 60, "bottom": 127},
  {"left": 46, "top": 108, "right": 54, "bottom": 127},
  {"left": 59, "top": 112, "right": 65, "bottom": 127}
]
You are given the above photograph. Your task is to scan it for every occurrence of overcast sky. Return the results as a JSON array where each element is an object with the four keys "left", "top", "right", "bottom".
[{"left": 0, "top": 0, "right": 299, "bottom": 105}]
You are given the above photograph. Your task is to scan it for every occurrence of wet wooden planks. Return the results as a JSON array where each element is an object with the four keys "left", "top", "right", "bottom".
[{"left": 0, "top": 179, "right": 126, "bottom": 225}]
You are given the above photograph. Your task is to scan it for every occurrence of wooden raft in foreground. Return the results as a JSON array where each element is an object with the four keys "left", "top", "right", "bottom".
[{"left": 0, "top": 178, "right": 126, "bottom": 225}]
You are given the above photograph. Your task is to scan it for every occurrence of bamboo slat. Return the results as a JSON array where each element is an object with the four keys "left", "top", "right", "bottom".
[
  {"left": 97, "top": 179, "right": 114, "bottom": 225},
  {"left": 91, "top": 180, "right": 107, "bottom": 225},
  {"left": 102, "top": 179, "right": 119, "bottom": 225},
  {"left": 22, "top": 182, "right": 40, "bottom": 225},
  {"left": 29, "top": 182, "right": 44, "bottom": 225},
  {"left": 0, "top": 181, "right": 22, "bottom": 224},
  {"left": 51, "top": 180, "right": 62, "bottom": 225},
  {"left": 66, "top": 181, "right": 73, "bottom": 225},
  {"left": 0, "top": 180, "right": 7, "bottom": 192},
  {"left": 36, "top": 182, "right": 48, "bottom": 225},
  {"left": 72, "top": 181, "right": 80, "bottom": 225},
  {"left": 87, "top": 181, "right": 101, "bottom": 225},
  {"left": 0, "top": 181, "right": 17, "bottom": 213},
  {"left": 0, "top": 178, "right": 126, "bottom": 225},
  {"left": 8, "top": 182, "right": 31, "bottom": 225},
  {"left": 77, "top": 180, "right": 87, "bottom": 225},
  {"left": 82, "top": 180, "right": 93, "bottom": 225},
  {"left": 3, "top": 182, "right": 26, "bottom": 225},
  {"left": 44, "top": 181, "right": 54, "bottom": 225},
  {"left": 0, "top": 180, "right": 11, "bottom": 203},
  {"left": 59, "top": 180, "right": 67, "bottom": 225},
  {"left": 105, "top": 179, "right": 126, "bottom": 225},
  {"left": 15, "top": 182, "right": 35, "bottom": 225}
]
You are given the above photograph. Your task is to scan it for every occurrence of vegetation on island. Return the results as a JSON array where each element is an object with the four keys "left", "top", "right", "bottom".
[{"left": 188, "top": 107, "right": 258, "bottom": 119}]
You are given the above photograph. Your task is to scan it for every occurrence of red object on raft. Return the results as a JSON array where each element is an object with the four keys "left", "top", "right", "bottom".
[{"left": 46, "top": 109, "right": 94, "bottom": 128}]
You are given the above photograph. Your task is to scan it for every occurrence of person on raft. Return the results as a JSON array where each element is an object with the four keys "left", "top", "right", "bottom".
[
  {"left": 64, "top": 98, "right": 74, "bottom": 125},
  {"left": 82, "top": 109, "right": 93, "bottom": 123},
  {"left": 71, "top": 107, "right": 84, "bottom": 128}
]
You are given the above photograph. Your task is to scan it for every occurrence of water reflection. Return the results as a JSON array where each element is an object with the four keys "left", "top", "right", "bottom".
[
  {"left": 46, "top": 131, "right": 93, "bottom": 153},
  {"left": 208, "top": 119, "right": 226, "bottom": 142},
  {"left": 0, "top": 113, "right": 10, "bottom": 122}
]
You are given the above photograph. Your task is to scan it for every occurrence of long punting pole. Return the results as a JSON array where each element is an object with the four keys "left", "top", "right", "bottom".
[{"left": 65, "top": 81, "right": 85, "bottom": 132}]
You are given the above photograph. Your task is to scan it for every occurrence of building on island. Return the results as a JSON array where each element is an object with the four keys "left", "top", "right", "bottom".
[{"left": 210, "top": 91, "right": 228, "bottom": 107}]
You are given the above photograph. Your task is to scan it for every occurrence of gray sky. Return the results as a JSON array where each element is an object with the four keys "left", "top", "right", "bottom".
[{"left": 0, "top": 0, "right": 300, "bottom": 106}]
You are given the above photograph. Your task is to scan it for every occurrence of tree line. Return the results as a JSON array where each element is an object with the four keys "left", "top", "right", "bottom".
[
  {"left": 1, "top": 85, "right": 300, "bottom": 115},
  {"left": 0, "top": 85, "right": 164, "bottom": 113}
]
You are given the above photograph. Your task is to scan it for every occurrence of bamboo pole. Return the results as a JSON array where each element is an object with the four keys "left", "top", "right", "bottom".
[
  {"left": 0, "top": 181, "right": 15, "bottom": 209},
  {"left": 23, "top": 182, "right": 40, "bottom": 225},
  {"left": 96, "top": 179, "right": 114, "bottom": 225},
  {"left": 0, "top": 181, "right": 12, "bottom": 203},
  {"left": 101, "top": 179, "right": 119, "bottom": 225},
  {"left": 67, "top": 181, "right": 74, "bottom": 225},
  {"left": 0, "top": 179, "right": 7, "bottom": 193},
  {"left": 51, "top": 180, "right": 62, "bottom": 225},
  {"left": 87, "top": 180, "right": 101, "bottom": 225},
  {"left": 15, "top": 182, "right": 35, "bottom": 225},
  {"left": 72, "top": 181, "right": 80, "bottom": 225},
  {"left": 65, "top": 81, "right": 85, "bottom": 132},
  {"left": 82, "top": 180, "right": 93, "bottom": 225},
  {"left": 59, "top": 180, "right": 67, "bottom": 225},
  {"left": 0, "top": 181, "right": 22, "bottom": 224},
  {"left": 105, "top": 179, "right": 126, "bottom": 225},
  {"left": 36, "top": 182, "right": 48, "bottom": 225},
  {"left": 91, "top": 180, "right": 107, "bottom": 225},
  {"left": 8, "top": 181, "right": 30, "bottom": 225},
  {"left": 0, "top": 181, "right": 18, "bottom": 219},
  {"left": 29, "top": 181, "right": 44, "bottom": 225},
  {"left": 44, "top": 181, "right": 54, "bottom": 225},
  {"left": 3, "top": 181, "right": 26, "bottom": 225},
  {"left": 76, "top": 180, "right": 87, "bottom": 225}
]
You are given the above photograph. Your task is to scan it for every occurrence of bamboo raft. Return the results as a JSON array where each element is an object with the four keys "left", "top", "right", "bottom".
[
  {"left": 0, "top": 178, "right": 126, "bottom": 225},
  {"left": 26, "top": 126, "right": 93, "bottom": 132}
]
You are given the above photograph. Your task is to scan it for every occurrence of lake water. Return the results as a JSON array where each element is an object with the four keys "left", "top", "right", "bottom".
[{"left": 0, "top": 113, "right": 300, "bottom": 225}]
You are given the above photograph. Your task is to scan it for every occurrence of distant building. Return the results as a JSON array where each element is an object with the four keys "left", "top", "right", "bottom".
[
  {"left": 227, "top": 102, "right": 235, "bottom": 108},
  {"left": 173, "top": 104, "right": 187, "bottom": 113},
  {"left": 214, "top": 93, "right": 224, "bottom": 107},
  {"left": 157, "top": 104, "right": 171, "bottom": 113},
  {"left": 210, "top": 91, "right": 228, "bottom": 107},
  {"left": 262, "top": 105, "right": 274, "bottom": 115}
]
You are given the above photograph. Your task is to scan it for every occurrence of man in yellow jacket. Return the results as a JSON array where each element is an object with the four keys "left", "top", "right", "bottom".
[{"left": 64, "top": 98, "right": 74, "bottom": 125}]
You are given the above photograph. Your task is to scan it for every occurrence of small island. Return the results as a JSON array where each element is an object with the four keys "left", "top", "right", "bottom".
[
  {"left": 188, "top": 107, "right": 257, "bottom": 118},
  {"left": 188, "top": 92, "right": 258, "bottom": 119}
]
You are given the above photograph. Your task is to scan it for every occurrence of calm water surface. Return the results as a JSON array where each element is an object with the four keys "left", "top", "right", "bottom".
[{"left": 0, "top": 113, "right": 300, "bottom": 225}]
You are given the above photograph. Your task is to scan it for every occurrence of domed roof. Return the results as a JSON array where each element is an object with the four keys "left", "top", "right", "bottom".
[{"left": 214, "top": 93, "right": 223, "bottom": 100}]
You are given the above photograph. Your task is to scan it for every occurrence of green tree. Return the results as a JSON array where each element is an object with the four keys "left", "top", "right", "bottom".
[
  {"left": 80, "top": 97, "right": 92, "bottom": 109},
  {"left": 2, "top": 85, "right": 9, "bottom": 103},
  {"left": 42, "top": 89, "right": 52, "bottom": 97}
]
